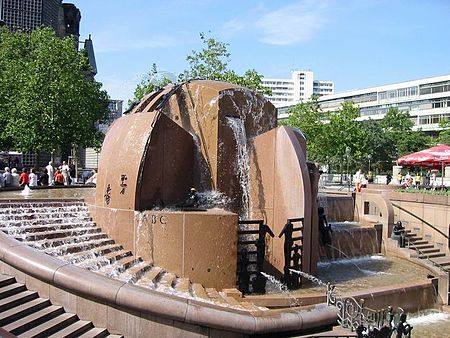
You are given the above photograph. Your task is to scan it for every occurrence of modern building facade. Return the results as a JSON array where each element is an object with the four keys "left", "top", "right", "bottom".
[
  {"left": 0, "top": 0, "right": 80, "bottom": 38},
  {"left": 261, "top": 70, "right": 334, "bottom": 108},
  {"left": 317, "top": 75, "right": 450, "bottom": 132},
  {"left": 277, "top": 75, "right": 450, "bottom": 133}
]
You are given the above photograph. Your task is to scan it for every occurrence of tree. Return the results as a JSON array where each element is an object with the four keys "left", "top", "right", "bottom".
[
  {"left": 360, "top": 119, "right": 395, "bottom": 172},
  {"left": 326, "top": 101, "right": 364, "bottom": 169},
  {"left": 129, "top": 63, "right": 173, "bottom": 107},
  {"left": 283, "top": 96, "right": 326, "bottom": 162},
  {"left": 130, "top": 32, "right": 269, "bottom": 107},
  {"left": 0, "top": 27, "right": 109, "bottom": 156},
  {"left": 380, "top": 108, "right": 430, "bottom": 157}
]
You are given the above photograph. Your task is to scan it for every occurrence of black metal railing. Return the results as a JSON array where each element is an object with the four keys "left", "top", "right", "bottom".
[
  {"left": 278, "top": 217, "right": 304, "bottom": 286},
  {"left": 236, "top": 219, "right": 274, "bottom": 294}
]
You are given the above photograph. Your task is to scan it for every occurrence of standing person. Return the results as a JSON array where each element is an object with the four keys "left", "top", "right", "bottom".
[
  {"left": 39, "top": 168, "right": 49, "bottom": 186},
  {"left": 18, "top": 168, "right": 29, "bottom": 187},
  {"left": 11, "top": 168, "right": 20, "bottom": 187},
  {"left": 60, "top": 161, "right": 70, "bottom": 185},
  {"left": 354, "top": 169, "right": 363, "bottom": 192},
  {"left": 69, "top": 161, "right": 76, "bottom": 185},
  {"left": 28, "top": 168, "right": 38, "bottom": 187},
  {"left": 386, "top": 172, "right": 392, "bottom": 185},
  {"left": 3, "top": 167, "right": 12, "bottom": 187},
  {"left": 46, "top": 161, "right": 54, "bottom": 186},
  {"left": 414, "top": 172, "right": 421, "bottom": 187}
]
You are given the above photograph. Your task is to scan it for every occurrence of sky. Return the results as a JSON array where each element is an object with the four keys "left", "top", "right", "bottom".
[{"left": 70, "top": 0, "right": 450, "bottom": 106}]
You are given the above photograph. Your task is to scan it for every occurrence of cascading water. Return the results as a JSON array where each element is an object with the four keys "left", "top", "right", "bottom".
[{"left": 226, "top": 116, "right": 251, "bottom": 219}]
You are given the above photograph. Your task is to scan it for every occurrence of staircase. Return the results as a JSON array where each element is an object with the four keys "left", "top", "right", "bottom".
[
  {"left": 404, "top": 229, "right": 450, "bottom": 303},
  {"left": 0, "top": 273, "right": 122, "bottom": 337},
  {"left": 0, "top": 201, "right": 260, "bottom": 311}
]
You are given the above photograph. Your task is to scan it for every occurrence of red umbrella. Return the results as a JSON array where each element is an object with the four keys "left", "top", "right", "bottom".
[
  {"left": 397, "top": 144, "right": 450, "bottom": 167},
  {"left": 397, "top": 144, "right": 450, "bottom": 185}
]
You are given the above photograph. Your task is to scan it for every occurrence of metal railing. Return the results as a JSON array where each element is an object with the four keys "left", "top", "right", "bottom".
[{"left": 327, "top": 284, "right": 412, "bottom": 337}]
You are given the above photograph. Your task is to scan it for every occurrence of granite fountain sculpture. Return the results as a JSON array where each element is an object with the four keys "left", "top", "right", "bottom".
[{"left": 90, "top": 80, "right": 320, "bottom": 290}]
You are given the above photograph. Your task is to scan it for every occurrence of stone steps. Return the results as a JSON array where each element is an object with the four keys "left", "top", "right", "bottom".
[
  {"left": 0, "top": 201, "right": 259, "bottom": 311},
  {"left": 0, "top": 274, "right": 122, "bottom": 337},
  {"left": 404, "top": 228, "right": 450, "bottom": 304}
]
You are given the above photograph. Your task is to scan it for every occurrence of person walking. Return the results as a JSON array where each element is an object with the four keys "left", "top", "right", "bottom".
[
  {"left": 46, "top": 161, "right": 54, "bottom": 186},
  {"left": 60, "top": 161, "right": 70, "bottom": 185}
]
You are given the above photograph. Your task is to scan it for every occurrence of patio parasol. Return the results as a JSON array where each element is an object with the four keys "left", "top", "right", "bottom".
[{"left": 397, "top": 144, "right": 450, "bottom": 185}]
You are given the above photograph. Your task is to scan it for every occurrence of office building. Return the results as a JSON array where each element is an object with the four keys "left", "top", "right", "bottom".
[
  {"left": 261, "top": 70, "right": 334, "bottom": 108},
  {"left": 0, "top": 0, "right": 80, "bottom": 38},
  {"left": 315, "top": 75, "right": 450, "bottom": 132}
]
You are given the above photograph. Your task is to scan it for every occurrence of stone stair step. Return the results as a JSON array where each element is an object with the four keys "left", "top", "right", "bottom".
[
  {"left": 114, "top": 255, "right": 142, "bottom": 271},
  {"left": 408, "top": 240, "right": 429, "bottom": 245},
  {"left": 18, "top": 312, "right": 78, "bottom": 338},
  {"left": 61, "top": 244, "right": 124, "bottom": 263},
  {"left": 138, "top": 267, "right": 163, "bottom": 286},
  {"left": 0, "top": 283, "right": 27, "bottom": 299},
  {"left": 429, "top": 256, "right": 450, "bottom": 266},
  {"left": 0, "top": 291, "right": 39, "bottom": 313},
  {"left": 191, "top": 283, "right": 208, "bottom": 299},
  {"left": 418, "top": 247, "right": 441, "bottom": 254},
  {"left": 21, "top": 227, "right": 101, "bottom": 242},
  {"left": 218, "top": 292, "right": 241, "bottom": 306},
  {"left": 0, "top": 298, "right": 51, "bottom": 326},
  {"left": 3, "top": 305, "right": 64, "bottom": 335},
  {"left": 158, "top": 273, "right": 176, "bottom": 288},
  {"left": 77, "top": 327, "right": 110, "bottom": 338},
  {"left": 46, "top": 319, "right": 94, "bottom": 338},
  {"left": 1, "top": 223, "right": 95, "bottom": 234},
  {"left": 419, "top": 252, "right": 446, "bottom": 259},
  {"left": 413, "top": 243, "right": 435, "bottom": 249},
  {"left": 42, "top": 238, "right": 116, "bottom": 255},
  {"left": 124, "top": 261, "right": 153, "bottom": 281},
  {"left": 0, "top": 275, "right": 16, "bottom": 288},
  {"left": 29, "top": 233, "right": 109, "bottom": 248},
  {"left": 174, "top": 278, "right": 190, "bottom": 293},
  {"left": 78, "top": 249, "right": 133, "bottom": 270}
]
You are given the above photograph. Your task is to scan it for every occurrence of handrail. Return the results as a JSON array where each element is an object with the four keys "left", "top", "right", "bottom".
[
  {"left": 405, "top": 237, "right": 449, "bottom": 273},
  {"left": 391, "top": 202, "right": 449, "bottom": 240}
]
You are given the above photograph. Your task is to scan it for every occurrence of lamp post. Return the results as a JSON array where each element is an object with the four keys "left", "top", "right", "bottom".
[
  {"left": 345, "top": 146, "right": 351, "bottom": 191},
  {"left": 367, "top": 154, "right": 372, "bottom": 172}
]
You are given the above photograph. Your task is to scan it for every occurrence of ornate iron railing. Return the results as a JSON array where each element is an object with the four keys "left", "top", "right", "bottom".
[{"left": 327, "top": 284, "right": 412, "bottom": 337}]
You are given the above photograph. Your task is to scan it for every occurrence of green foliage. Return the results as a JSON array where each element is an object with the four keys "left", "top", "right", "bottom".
[
  {"left": 381, "top": 108, "right": 431, "bottom": 157},
  {"left": 0, "top": 27, "right": 109, "bottom": 154},
  {"left": 130, "top": 32, "right": 269, "bottom": 108},
  {"left": 129, "top": 63, "right": 173, "bottom": 107},
  {"left": 284, "top": 96, "right": 326, "bottom": 162}
]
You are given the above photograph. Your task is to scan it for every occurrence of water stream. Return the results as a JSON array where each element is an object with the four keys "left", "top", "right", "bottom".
[{"left": 226, "top": 116, "right": 251, "bottom": 219}]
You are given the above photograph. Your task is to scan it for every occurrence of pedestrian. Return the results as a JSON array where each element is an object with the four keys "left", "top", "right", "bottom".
[
  {"left": 54, "top": 169, "right": 64, "bottom": 186},
  {"left": 60, "top": 161, "right": 70, "bottom": 185},
  {"left": 28, "top": 168, "right": 38, "bottom": 187},
  {"left": 69, "top": 161, "right": 76, "bottom": 184},
  {"left": 11, "top": 168, "right": 20, "bottom": 187},
  {"left": 18, "top": 168, "right": 29, "bottom": 187},
  {"left": 354, "top": 169, "right": 364, "bottom": 192},
  {"left": 386, "top": 172, "right": 392, "bottom": 185},
  {"left": 3, "top": 167, "right": 12, "bottom": 187},
  {"left": 46, "top": 161, "right": 54, "bottom": 186},
  {"left": 39, "top": 168, "right": 49, "bottom": 186}
]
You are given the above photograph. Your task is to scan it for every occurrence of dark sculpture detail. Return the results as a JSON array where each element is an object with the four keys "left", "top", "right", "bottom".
[
  {"left": 237, "top": 220, "right": 275, "bottom": 294},
  {"left": 278, "top": 218, "right": 304, "bottom": 286}
]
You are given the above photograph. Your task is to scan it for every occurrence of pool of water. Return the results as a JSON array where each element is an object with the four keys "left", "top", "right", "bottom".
[
  {"left": 0, "top": 187, "right": 95, "bottom": 200},
  {"left": 407, "top": 310, "right": 450, "bottom": 338},
  {"left": 287, "top": 255, "right": 432, "bottom": 295}
]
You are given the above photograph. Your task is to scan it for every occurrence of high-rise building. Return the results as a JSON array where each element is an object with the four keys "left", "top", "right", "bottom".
[
  {"left": 261, "top": 70, "right": 334, "bottom": 108},
  {"left": 0, "top": 0, "right": 80, "bottom": 38}
]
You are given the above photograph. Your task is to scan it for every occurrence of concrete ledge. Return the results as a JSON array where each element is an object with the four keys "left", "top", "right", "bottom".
[{"left": 0, "top": 231, "right": 337, "bottom": 336}]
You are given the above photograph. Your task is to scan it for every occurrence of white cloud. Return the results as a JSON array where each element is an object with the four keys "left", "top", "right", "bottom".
[
  {"left": 256, "top": 0, "right": 328, "bottom": 45},
  {"left": 222, "top": 0, "right": 329, "bottom": 46}
]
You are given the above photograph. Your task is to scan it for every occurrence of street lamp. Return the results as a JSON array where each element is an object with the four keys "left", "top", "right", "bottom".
[
  {"left": 367, "top": 154, "right": 372, "bottom": 172},
  {"left": 345, "top": 146, "right": 351, "bottom": 191}
]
